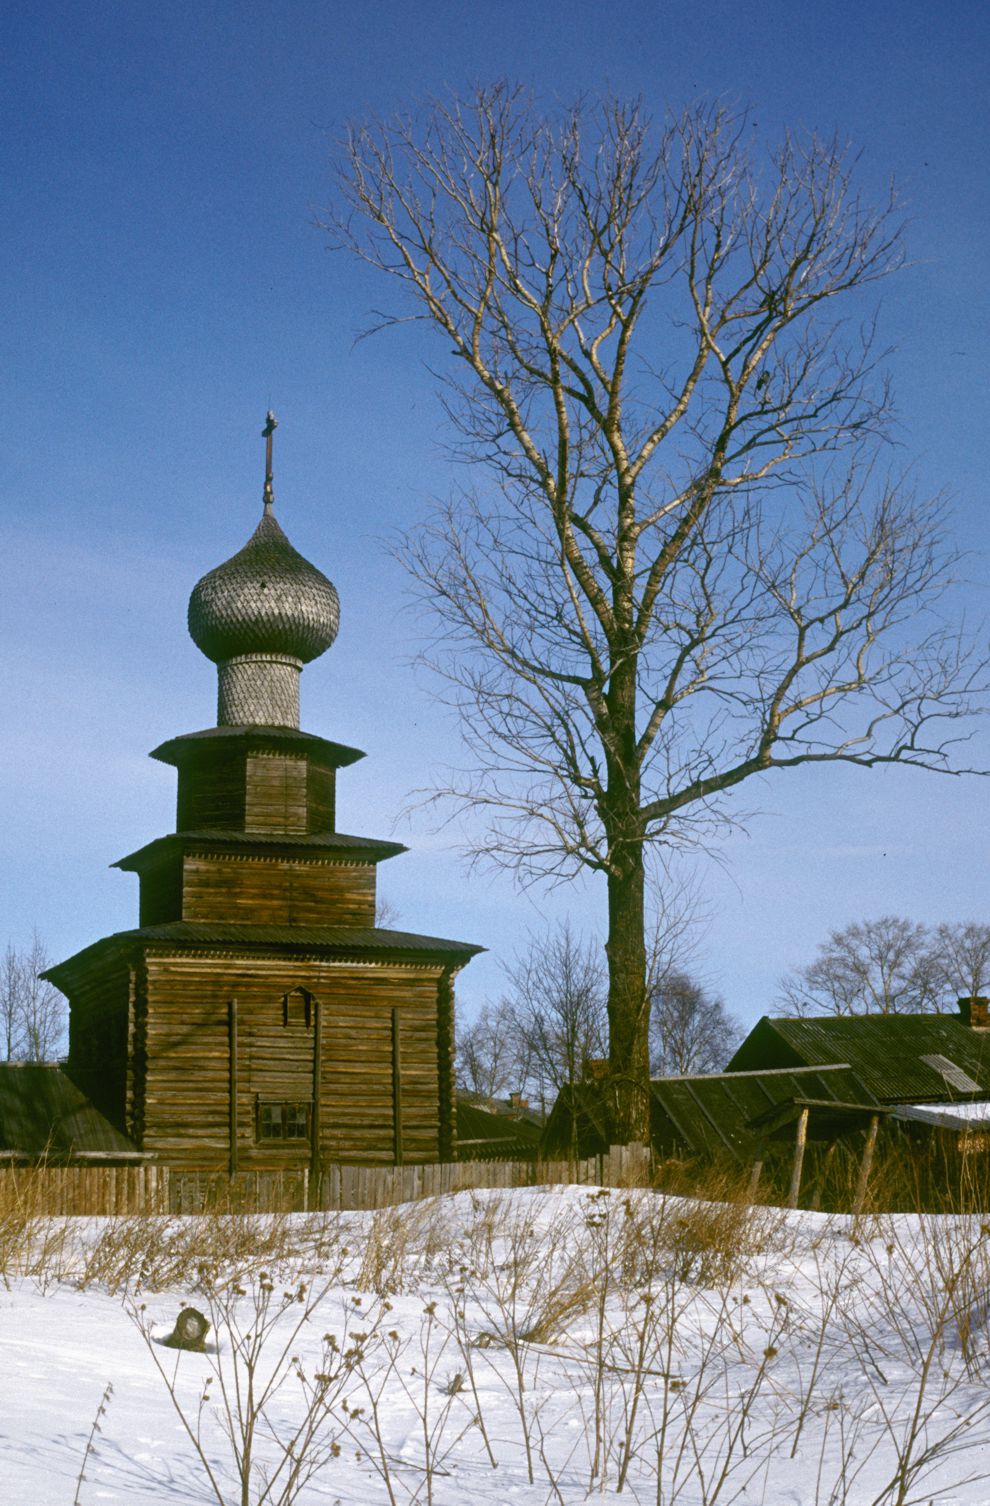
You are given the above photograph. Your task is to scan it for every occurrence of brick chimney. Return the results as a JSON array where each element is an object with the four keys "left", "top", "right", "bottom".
[{"left": 958, "top": 997, "right": 990, "bottom": 1029}]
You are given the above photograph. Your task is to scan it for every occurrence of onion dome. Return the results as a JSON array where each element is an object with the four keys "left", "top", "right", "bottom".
[
  {"left": 186, "top": 413, "right": 340, "bottom": 729},
  {"left": 187, "top": 507, "right": 340, "bottom": 665}
]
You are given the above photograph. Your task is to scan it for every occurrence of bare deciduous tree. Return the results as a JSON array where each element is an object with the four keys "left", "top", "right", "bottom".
[
  {"left": 779, "top": 915, "right": 940, "bottom": 1015},
  {"left": 330, "top": 86, "right": 986, "bottom": 1138},
  {"left": 455, "top": 998, "right": 522, "bottom": 1103},
  {"left": 649, "top": 972, "right": 743, "bottom": 1075},
  {"left": 929, "top": 922, "right": 990, "bottom": 1002},
  {"left": 1, "top": 934, "right": 66, "bottom": 1061},
  {"left": 504, "top": 921, "right": 607, "bottom": 1121}
]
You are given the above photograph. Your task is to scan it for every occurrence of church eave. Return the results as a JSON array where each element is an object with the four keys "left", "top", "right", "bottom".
[
  {"left": 151, "top": 725, "right": 365, "bottom": 770},
  {"left": 112, "top": 829, "right": 408, "bottom": 873},
  {"left": 43, "top": 922, "right": 485, "bottom": 993}
]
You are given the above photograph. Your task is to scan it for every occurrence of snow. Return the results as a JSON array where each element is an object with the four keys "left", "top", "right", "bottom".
[
  {"left": 3, "top": 1186, "right": 990, "bottom": 1504},
  {"left": 892, "top": 1100, "right": 990, "bottom": 1129}
]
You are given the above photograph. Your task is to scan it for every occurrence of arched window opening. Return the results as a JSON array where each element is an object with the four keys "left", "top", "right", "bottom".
[{"left": 282, "top": 986, "right": 313, "bottom": 1029}]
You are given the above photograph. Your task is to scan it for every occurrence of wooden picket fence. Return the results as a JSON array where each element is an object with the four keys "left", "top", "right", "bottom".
[
  {"left": 0, "top": 1145, "right": 651, "bottom": 1217},
  {"left": 0, "top": 1162, "right": 170, "bottom": 1216}
]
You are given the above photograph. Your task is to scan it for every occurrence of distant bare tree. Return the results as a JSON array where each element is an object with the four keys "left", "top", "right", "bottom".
[
  {"left": 649, "top": 972, "right": 743, "bottom": 1075},
  {"left": 779, "top": 916, "right": 940, "bottom": 1016},
  {"left": 505, "top": 921, "right": 607, "bottom": 1119},
  {"left": 929, "top": 922, "right": 990, "bottom": 1003},
  {"left": 1, "top": 944, "right": 24, "bottom": 1061},
  {"left": 455, "top": 999, "right": 522, "bottom": 1103},
  {"left": 332, "top": 86, "right": 986, "bottom": 1138},
  {"left": 0, "top": 934, "right": 66, "bottom": 1061},
  {"left": 375, "top": 894, "right": 401, "bottom": 929}
]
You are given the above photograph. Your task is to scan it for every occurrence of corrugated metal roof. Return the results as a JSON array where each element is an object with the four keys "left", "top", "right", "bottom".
[
  {"left": 652, "top": 1066, "right": 876, "bottom": 1164},
  {"left": 44, "top": 922, "right": 485, "bottom": 989},
  {"left": 753, "top": 1015, "right": 990, "bottom": 1102},
  {"left": 456, "top": 1100, "right": 542, "bottom": 1159},
  {"left": 542, "top": 1065, "right": 876, "bottom": 1162},
  {"left": 0, "top": 1065, "right": 140, "bottom": 1159},
  {"left": 892, "top": 1101, "right": 990, "bottom": 1131}
]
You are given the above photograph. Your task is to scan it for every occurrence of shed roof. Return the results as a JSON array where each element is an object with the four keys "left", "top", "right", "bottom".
[
  {"left": 727, "top": 1014, "right": 990, "bottom": 1103},
  {"left": 456, "top": 1099, "right": 543, "bottom": 1160},
  {"left": 0, "top": 1065, "right": 141, "bottom": 1161},
  {"left": 542, "top": 1064, "right": 876, "bottom": 1163},
  {"left": 891, "top": 1101, "right": 990, "bottom": 1131},
  {"left": 652, "top": 1065, "right": 876, "bottom": 1163}
]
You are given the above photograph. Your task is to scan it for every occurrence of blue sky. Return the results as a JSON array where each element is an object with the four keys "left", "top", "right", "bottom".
[{"left": 2, "top": 0, "right": 988, "bottom": 1030}]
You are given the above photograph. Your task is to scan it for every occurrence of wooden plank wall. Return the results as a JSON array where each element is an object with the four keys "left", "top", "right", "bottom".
[
  {"left": 176, "top": 750, "right": 337, "bottom": 835},
  {"left": 0, "top": 1146, "right": 652, "bottom": 1216},
  {"left": 177, "top": 749, "right": 246, "bottom": 831},
  {"left": 140, "top": 955, "right": 444, "bottom": 1167},
  {"left": 181, "top": 855, "right": 376, "bottom": 926},
  {"left": 244, "top": 753, "right": 308, "bottom": 833},
  {"left": 66, "top": 957, "right": 131, "bottom": 1129}
]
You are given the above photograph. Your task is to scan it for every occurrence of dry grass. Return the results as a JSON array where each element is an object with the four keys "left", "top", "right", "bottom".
[{"left": 8, "top": 1169, "right": 990, "bottom": 1505}]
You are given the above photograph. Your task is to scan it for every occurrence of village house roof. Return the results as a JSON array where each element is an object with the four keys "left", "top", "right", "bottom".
[
  {"left": 726, "top": 1013, "right": 990, "bottom": 1103},
  {"left": 541, "top": 1064, "right": 876, "bottom": 1163},
  {"left": 0, "top": 1064, "right": 142, "bottom": 1162},
  {"left": 455, "top": 1098, "right": 543, "bottom": 1160}
]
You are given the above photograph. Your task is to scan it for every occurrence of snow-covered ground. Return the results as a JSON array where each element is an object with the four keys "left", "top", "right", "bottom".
[{"left": 4, "top": 1186, "right": 990, "bottom": 1505}]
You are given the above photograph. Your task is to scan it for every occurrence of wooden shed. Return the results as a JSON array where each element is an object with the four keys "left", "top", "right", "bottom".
[{"left": 43, "top": 426, "right": 482, "bottom": 1175}]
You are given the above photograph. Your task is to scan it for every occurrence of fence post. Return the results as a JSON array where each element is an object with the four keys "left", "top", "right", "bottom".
[
  {"left": 788, "top": 1108, "right": 810, "bottom": 1209},
  {"left": 852, "top": 1114, "right": 881, "bottom": 1216}
]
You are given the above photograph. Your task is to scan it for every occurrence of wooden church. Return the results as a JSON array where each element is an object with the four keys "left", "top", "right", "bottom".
[{"left": 42, "top": 417, "right": 481, "bottom": 1174}]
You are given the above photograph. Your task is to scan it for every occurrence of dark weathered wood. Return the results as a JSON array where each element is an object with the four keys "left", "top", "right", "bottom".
[
  {"left": 228, "top": 997, "right": 238, "bottom": 1178},
  {"left": 311, "top": 993, "right": 322, "bottom": 1182},
  {"left": 133, "top": 954, "right": 445, "bottom": 1168},
  {"left": 788, "top": 1106, "right": 810, "bottom": 1209},
  {"left": 177, "top": 750, "right": 246, "bottom": 831},
  {"left": 307, "top": 764, "right": 335, "bottom": 833},
  {"left": 180, "top": 854, "right": 377, "bottom": 926},
  {"left": 138, "top": 858, "right": 184, "bottom": 925},
  {"left": 853, "top": 1113, "right": 881, "bottom": 1215},
  {"left": 436, "top": 968, "right": 456, "bottom": 1161},
  {"left": 392, "top": 1006, "right": 403, "bottom": 1165},
  {"left": 245, "top": 753, "right": 308, "bottom": 833}
]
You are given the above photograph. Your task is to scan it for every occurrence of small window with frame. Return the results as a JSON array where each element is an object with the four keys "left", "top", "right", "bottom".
[{"left": 257, "top": 1100, "right": 311, "bottom": 1143}]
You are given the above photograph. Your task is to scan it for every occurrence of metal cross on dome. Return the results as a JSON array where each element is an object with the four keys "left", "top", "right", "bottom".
[{"left": 262, "top": 410, "right": 278, "bottom": 508}]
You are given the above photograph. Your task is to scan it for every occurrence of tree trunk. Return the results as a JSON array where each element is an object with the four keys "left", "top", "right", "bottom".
[
  {"left": 603, "top": 621, "right": 649, "bottom": 1144},
  {"left": 605, "top": 840, "right": 649, "bottom": 1143}
]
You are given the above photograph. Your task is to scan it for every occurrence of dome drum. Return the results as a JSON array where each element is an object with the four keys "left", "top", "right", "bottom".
[{"left": 218, "top": 653, "right": 303, "bottom": 729}]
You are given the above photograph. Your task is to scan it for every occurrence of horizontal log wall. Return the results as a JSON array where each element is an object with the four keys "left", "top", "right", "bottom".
[
  {"left": 306, "top": 763, "right": 335, "bottom": 833},
  {"left": 181, "top": 854, "right": 377, "bottom": 926},
  {"left": 177, "top": 750, "right": 246, "bottom": 831},
  {"left": 65, "top": 958, "right": 131, "bottom": 1131},
  {"left": 176, "top": 751, "right": 336, "bottom": 835},
  {"left": 140, "top": 954, "right": 444, "bottom": 1167},
  {"left": 245, "top": 753, "right": 308, "bottom": 833}
]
